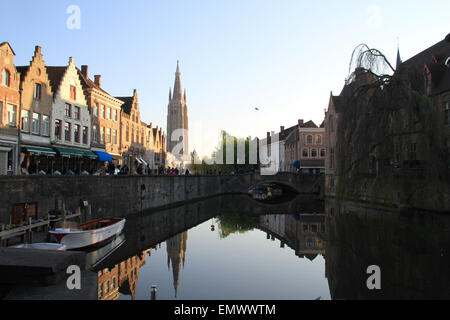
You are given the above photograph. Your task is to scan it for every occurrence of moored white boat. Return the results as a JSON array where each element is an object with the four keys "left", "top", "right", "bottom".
[
  {"left": 11, "top": 243, "right": 67, "bottom": 251},
  {"left": 49, "top": 218, "right": 126, "bottom": 250}
]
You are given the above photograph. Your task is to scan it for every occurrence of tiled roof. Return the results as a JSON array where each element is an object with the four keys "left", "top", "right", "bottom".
[
  {"left": 115, "top": 96, "right": 134, "bottom": 114},
  {"left": 46, "top": 66, "right": 67, "bottom": 97}
]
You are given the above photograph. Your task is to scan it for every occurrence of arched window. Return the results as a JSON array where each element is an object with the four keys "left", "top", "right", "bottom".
[
  {"left": 316, "top": 135, "right": 322, "bottom": 145},
  {"left": 311, "top": 149, "right": 318, "bottom": 158},
  {"left": 307, "top": 135, "right": 313, "bottom": 144},
  {"left": 2, "top": 69, "right": 11, "bottom": 87},
  {"left": 320, "top": 149, "right": 326, "bottom": 158}
]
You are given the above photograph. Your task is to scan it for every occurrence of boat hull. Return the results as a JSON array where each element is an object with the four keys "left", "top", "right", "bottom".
[{"left": 49, "top": 219, "right": 126, "bottom": 250}]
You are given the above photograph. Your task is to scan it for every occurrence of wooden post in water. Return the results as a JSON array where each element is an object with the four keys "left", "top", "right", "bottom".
[{"left": 151, "top": 286, "right": 157, "bottom": 300}]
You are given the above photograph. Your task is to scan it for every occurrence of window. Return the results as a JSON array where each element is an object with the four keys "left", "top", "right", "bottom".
[
  {"left": 311, "top": 149, "right": 317, "bottom": 158},
  {"left": 65, "top": 104, "right": 72, "bottom": 118},
  {"left": 93, "top": 103, "right": 98, "bottom": 117},
  {"left": 303, "top": 224, "right": 308, "bottom": 232},
  {"left": 409, "top": 143, "right": 417, "bottom": 161},
  {"left": 106, "top": 128, "right": 111, "bottom": 144},
  {"left": 307, "top": 135, "right": 313, "bottom": 144},
  {"left": 2, "top": 69, "right": 10, "bottom": 87},
  {"left": 0, "top": 102, "right": 2, "bottom": 124},
  {"left": 320, "top": 149, "right": 326, "bottom": 158},
  {"left": 70, "top": 85, "right": 76, "bottom": 100},
  {"left": 131, "top": 128, "right": 134, "bottom": 143},
  {"left": 136, "top": 130, "right": 139, "bottom": 143},
  {"left": 21, "top": 110, "right": 30, "bottom": 132},
  {"left": 311, "top": 224, "right": 318, "bottom": 233},
  {"left": 64, "top": 122, "right": 71, "bottom": 141},
  {"left": 101, "top": 105, "right": 105, "bottom": 119},
  {"left": 42, "top": 115, "right": 50, "bottom": 136},
  {"left": 92, "top": 125, "right": 98, "bottom": 143},
  {"left": 445, "top": 100, "right": 450, "bottom": 125},
  {"left": 32, "top": 113, "right": 40, "bottom": 134},
  {"left": 55, "top": 120, "right": 62, "bottom": 140},
  {"left": 100, "top": 127, "right": 105, "bottom": 143},
  {"left": 74, "top": 124, "right": 80, "bottom": 143},
  {"left": 126, "top": 125, "right": 129, "bottom": 142},
  {"left": 107, "top": 107, "right": 111, "bottom": 120},
  {"left": 7, "top": 104, "right": 16, "bottom": 127},
  {"left": 112, "top": 129, "right": 117, "bottom": 145},
  {"left": 74, "top": 106, "right": 80, "bottom": 120},
  {"left": 34, "top": 83, "right": 42, "bottom": 100},
  {"left": 113, "top": 109, "right": 118, "bottom": 121},
  {"left": 302, "top": 148, "right": 308, "bottom": 158},
  {"left": 316, "top": 135, "right": 322, "bottom": 145}
]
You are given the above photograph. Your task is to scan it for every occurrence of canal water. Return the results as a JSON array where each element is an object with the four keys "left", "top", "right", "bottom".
[
  {"left": 3, "top": 194, "right": 449, "bottom": 300},
  {"left": 91, "top": 195, "right": 450, "bottom": 300}
]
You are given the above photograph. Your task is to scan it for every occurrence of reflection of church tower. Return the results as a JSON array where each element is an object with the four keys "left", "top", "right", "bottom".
[
  {"left": 166, "top": 231, "right": 188, "bottom": 298},
  {"left": 167, "top": 61, "right": 189, "bottom": 156}
]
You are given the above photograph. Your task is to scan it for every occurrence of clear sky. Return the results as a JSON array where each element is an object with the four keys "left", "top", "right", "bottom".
[{"left": 1, "top": 0, "right": 449, "bottom": 157}]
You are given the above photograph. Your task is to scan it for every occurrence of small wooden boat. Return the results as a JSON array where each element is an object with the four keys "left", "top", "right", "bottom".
[
  {"left": 11, "top": 243, "right": 67, "bottom": 251},
  {"left": 49, "top": 218, "right": 126, "bottom": 250}
]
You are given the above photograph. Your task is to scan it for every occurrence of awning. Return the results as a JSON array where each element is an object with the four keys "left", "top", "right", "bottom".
[
  {"left": 22, "top": 145, "right": 56, "bottom": 156},
  {"left": 93, "top": 151, "right": 113, "bottom": 162},
  {"left": 53, "top": 147, "right": 97, "bottom": 159},
  {"left": 139, "top": 158, "right": 148, "bottom": 166}
]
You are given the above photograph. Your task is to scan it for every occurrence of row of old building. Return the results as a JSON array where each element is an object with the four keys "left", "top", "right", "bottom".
[{"left": 0, "top": 42, "right": 166, "bottom": 175}]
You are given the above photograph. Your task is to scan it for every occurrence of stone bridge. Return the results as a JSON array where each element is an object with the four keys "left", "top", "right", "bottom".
[{"left": 0, "top": 173, "right": 323, "bottom": 225}]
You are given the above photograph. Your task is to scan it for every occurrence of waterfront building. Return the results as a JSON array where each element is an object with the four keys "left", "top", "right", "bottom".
[
  {"left": 47, "top": 57, "right": 96, "bottom": 173},
  {"left": 167, "top": 61, "right": 189, "bottom": 158},
  {"left": 78, "top": 65, "right": 124, "bottom": 165},
  {"left": 115, "top": 89, "right": 149, "bottom": 173},
  {"left": 297, "top": 120, "right": 326, "bottom": 173},
  {"left": 16, "top": 46, "right": 55, "bottom": 174},
  {"left": 145, "top": 124, "right": 166, "bottom": 173},
  {"left": 0, "top": 42, "right": 20, "bottom": 175}
]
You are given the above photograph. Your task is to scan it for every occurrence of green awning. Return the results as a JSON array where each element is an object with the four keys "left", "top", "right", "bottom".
[
  {"left": 22, "top": 145, "right": 56, "bottom": 156},
  {"left": 53, "top": 147, "right": 97, "bottom": 159}
]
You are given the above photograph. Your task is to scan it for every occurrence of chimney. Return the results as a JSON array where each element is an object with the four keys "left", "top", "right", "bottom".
[
  {"left": 94, "top": 75, "right": 101, "bottom": 88},
  {"left": 280, "top": 126, "right": 285, "bottom": 132},
  {"left": 298, "top": 119, "right": 304, "bottom": 127},
  {"left": 35, "top": 46, "right": 42, "bottom": 55},
  {"left": 81, "top": 65, "right": 88, "bottom": 78}
]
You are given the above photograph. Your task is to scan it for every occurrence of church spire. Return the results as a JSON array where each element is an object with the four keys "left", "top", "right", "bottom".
[
  {"left": 173, "top": 60, "right": 182, "bottom": 100},
  {"left": 396, "top": 47, "right": 402, "bottom": 71},
  {"left": 169, "top": 87, "right": 172, "bottom": 102}
]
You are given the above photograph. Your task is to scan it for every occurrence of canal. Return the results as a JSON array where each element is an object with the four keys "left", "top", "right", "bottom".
[{"left": 3, "top": 194, "right": 450, "bottom": 300}]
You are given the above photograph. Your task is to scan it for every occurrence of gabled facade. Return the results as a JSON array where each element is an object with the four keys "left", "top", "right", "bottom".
[
  {"left": 16, "top": 46, "right": 55, "bottom": 173},
  {"left": 116, "top": 89, "right": 148, "bottom": 173},
  {"left": 0, "top": 42, "right": 20, "bottom": 175},
  {"left": 47, "top": 57, "right": 91, "bottom": 150},
  {"left": 78, "top": 65, "right": 123, "bottom": 163}
]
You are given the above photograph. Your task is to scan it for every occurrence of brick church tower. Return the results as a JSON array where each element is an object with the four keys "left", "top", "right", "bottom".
[{"left": 167, "top": 61, "right": 189, "bottom": 157}]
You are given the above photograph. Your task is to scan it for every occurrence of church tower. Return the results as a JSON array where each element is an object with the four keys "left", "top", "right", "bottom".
[{"left": 167, "top": 61, "right": 189, "bottom": 157}]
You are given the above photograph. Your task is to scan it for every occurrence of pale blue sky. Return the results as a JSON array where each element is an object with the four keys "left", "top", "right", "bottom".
[{"left": 2, "top": 0, "right": 449, "bottom": 157}]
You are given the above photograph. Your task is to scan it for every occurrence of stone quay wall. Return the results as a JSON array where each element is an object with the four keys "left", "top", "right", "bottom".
[{"left": 0, "top": 173, "right": 321, "bottom": 224}]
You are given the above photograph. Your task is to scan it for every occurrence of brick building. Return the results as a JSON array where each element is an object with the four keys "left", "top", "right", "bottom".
[
  {"left": 0, "top": 42, "right": 20, "bottom": 175},
  {"left": 16, "top": 46, "right": 55, "bottom": 173},
  {"left": 78, "top": 65, "right": 124, "bottom": 164}
]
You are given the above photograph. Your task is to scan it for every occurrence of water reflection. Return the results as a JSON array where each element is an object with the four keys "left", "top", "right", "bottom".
[
  {"left": 6, "top": 194, "right": 448, "bottom": 300},
  {"left": 325, "top": 199, "right": 450, "bottom": 300}
]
